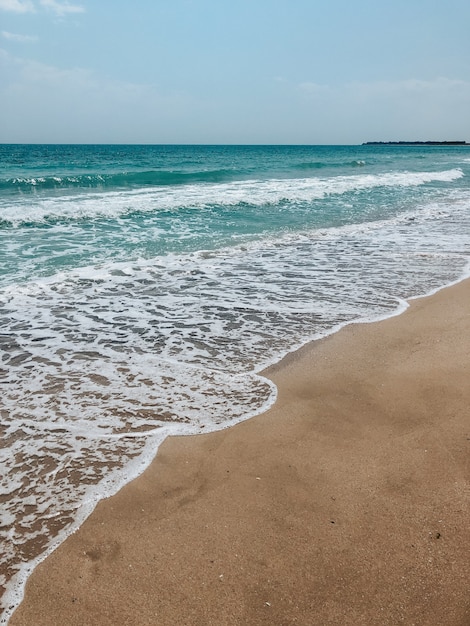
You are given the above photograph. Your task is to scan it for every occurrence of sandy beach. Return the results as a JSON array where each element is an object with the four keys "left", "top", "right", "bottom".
[{"left": 9, "top": 279, "right": 470, "bottom": 626}]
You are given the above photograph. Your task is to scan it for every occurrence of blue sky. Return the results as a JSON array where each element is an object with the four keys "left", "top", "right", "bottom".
[{"left": 1, "top": 0, "right": 470, "bottom": 144}]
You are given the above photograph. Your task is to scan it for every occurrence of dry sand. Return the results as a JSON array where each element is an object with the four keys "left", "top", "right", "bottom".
[{"left": 10, "top": 280, "right": 470, "bottom": 626}]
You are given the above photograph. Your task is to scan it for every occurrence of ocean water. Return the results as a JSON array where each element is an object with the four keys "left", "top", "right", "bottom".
[{"left": 1, "top": 144, "right": 469, "bottom": 620}]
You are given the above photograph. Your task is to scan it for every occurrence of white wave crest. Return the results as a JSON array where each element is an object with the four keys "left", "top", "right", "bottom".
[{"left": 0, "top": 168, "right": 463, "bottom": 226}]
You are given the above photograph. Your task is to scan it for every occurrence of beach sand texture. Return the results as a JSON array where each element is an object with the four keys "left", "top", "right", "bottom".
[{"left": 10, "top": 280, "right": 470, "bottom": 626}]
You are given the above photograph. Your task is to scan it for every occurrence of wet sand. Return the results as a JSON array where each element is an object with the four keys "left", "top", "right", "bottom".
[{"left": 10, "top": 280, "right": 470, "bottom": 625}]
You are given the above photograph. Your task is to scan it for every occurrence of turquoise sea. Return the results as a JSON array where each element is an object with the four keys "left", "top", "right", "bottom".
[{"left": 1, "top": 144, "right": 470, "bottom": 620}]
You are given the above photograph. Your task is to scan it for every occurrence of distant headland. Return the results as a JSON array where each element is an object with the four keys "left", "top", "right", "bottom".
[{"left": 363, "top": 141, "right": 469, "bottom": 146}]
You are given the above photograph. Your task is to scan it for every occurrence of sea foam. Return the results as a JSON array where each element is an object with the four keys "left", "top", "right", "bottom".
[
  {"left": 0, "top": 168, "right": 463, "bottom": 226},
  {"left": 1, "top": 145, "right": 469, "bottom": 623}
]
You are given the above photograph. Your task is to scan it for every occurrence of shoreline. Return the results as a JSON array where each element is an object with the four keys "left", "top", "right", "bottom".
[
  {"left": 1, "top": 271, "right": 466, "bottom": 624},
  {"left": 8, "top": 277, "right": 470, "bottom": 625}
]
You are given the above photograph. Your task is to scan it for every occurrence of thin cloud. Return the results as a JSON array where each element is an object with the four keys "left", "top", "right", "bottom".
[
  {"left": 0, "top": 0, "right": 35, "bottom": 12},
  {"left": 292, "top": 75, "right": 470, "bottom": 143},
  {"left": 2, "top": 30, "right": 38, "bottom": 43},
  {"left": 299, "top": 82, "right": 331, "bottom": 97},
  {"left": 39, "top": 0, "right": 84, "bottom": 16},
  {"left": 0, "top": 50, "right": 198, "bottom": 143},
  {"left": 299, "top": 77, "right": 470, "bottom": 102}
]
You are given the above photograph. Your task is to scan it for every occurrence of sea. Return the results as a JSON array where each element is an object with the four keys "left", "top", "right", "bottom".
[{"left": 1, "top": 143, "right": 470, "bottom": 621}]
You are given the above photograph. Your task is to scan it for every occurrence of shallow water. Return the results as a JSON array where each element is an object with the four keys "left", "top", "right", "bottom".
[{"left": 1, "top": 144, "right": 469, "bottom": 621}]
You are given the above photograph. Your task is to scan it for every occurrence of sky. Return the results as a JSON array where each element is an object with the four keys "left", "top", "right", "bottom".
[{"left": 1, "top": 0, "right": 470, "bottom": 144}]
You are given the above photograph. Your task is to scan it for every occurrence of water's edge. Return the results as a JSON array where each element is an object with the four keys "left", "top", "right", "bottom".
[{"left": 3, "top": 262, "right": 470, "bottom": 624}]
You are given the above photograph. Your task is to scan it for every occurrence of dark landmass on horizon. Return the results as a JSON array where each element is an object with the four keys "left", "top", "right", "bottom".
[{"left": 363, "top": 140, "right": 469, "bottom": 146}]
